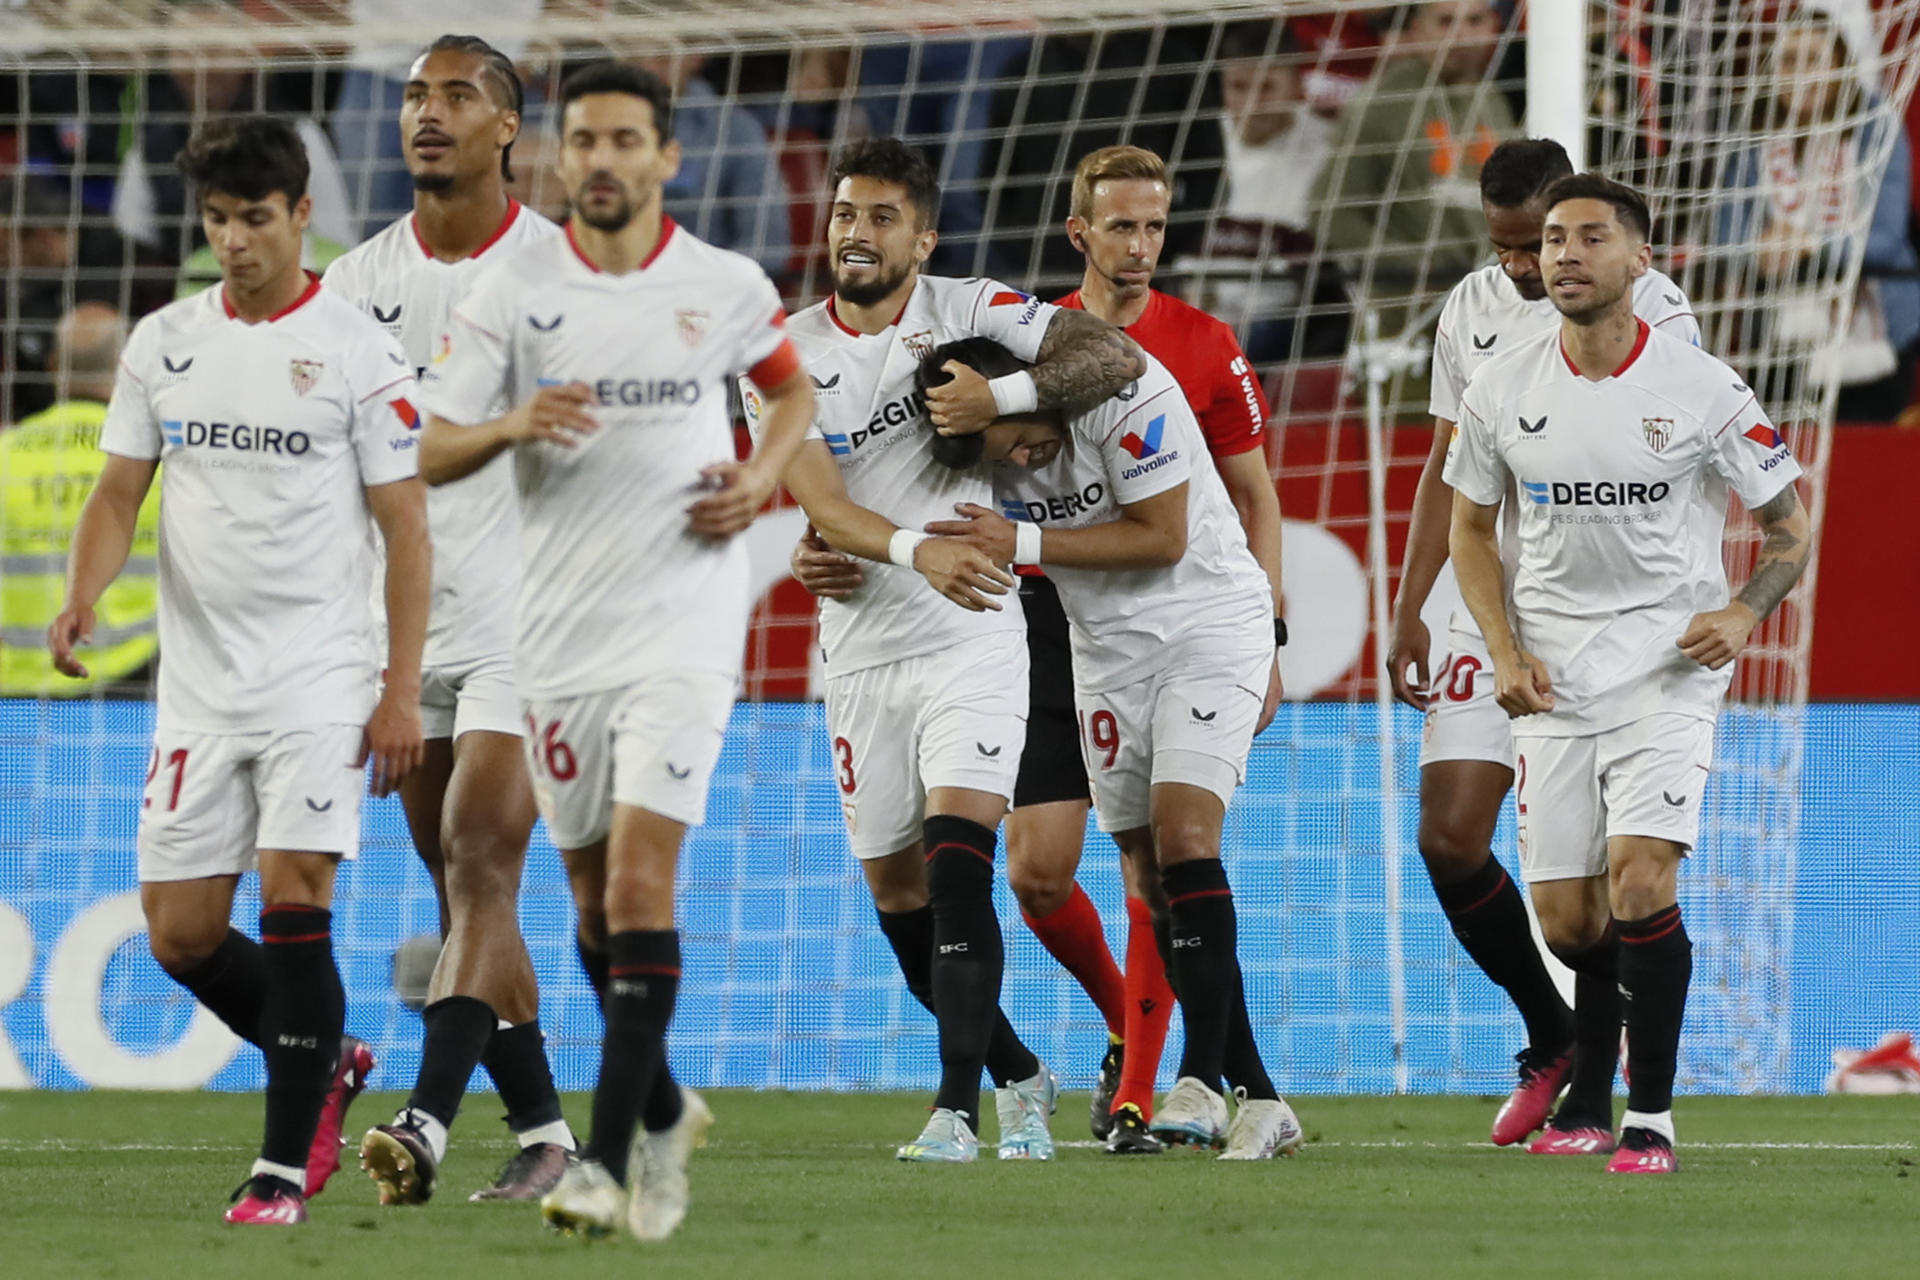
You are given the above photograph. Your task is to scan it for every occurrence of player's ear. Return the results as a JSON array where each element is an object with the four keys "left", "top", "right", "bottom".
[
  {"left": 290, "top": 193, "right": 313, "bottom": 235},
  {"left": 659, "top": 136, "right": 683, "bottom": 185},
  {"left": 914, "top": 226, "right": 938, "bottom": 265},
  {"left": 1065, "top": 216, "right": 1087, "bottom": 252}
]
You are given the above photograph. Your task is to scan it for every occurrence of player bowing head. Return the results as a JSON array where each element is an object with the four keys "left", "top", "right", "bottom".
[
  {"left": 1541, "top": 174, "right": 1653, "bottom": 323},
  {"left": 919, "top": 340, "right": 1064, "bottom": 471},
  {"left": 1477, "top": 137, "right": 1574, "bottom": 302},
  {"left": 829, "top": 136, "right": 939, "bottom": 307},
  {"left": 404, "top": 34, "right": 523, "bottom": 197},
  {"left": 921, "top": 336, "right": 1304, "bottom": 1160},
  {"left": 187, "top": 116, "right": 312, "bottom": 311},
  {"left": 559, "top": 61, "right": 681, "bottom": 234},
  {"left": 54, "top": 114, "right": 431, "bottom": 1224}
]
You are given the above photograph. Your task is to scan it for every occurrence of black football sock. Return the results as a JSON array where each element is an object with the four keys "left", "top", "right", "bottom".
[
  {"left": 482, "top": 1020, "right": 568, "bottom": 1135},
  {"left": 1162, "top": 859, "right": 1238, "bottom": 1091},
  {"left": 1618, "top": 906, "right": 1691, "bottom": 1116},
  {"left": 642, "top": 1061, "right": 685, "bottom": 1133},
  {"left": 1552, "top": 926, "right": 1621, "bottom": 1126},
  {"left": 258, "top": 904, "right": 345, "bottom": 1174},
  {"left": 576, "top": 934, "right": 609, "bottom": 1010},
  {"left": 1222, "top": 964, "right": 1279, "bottom": 1101},
  {"left": 925, "top": 815, "right": 1005, "bottom": 1126},
  {"left": 1433, "top": 856, "right": 1574, "bottom": 1054},
  {"left": 584, "top": 930, "right": 679, "bottom": 1184},
  {"left": 409, "top": 995, "right": 495, "bottom": 1130},
  {"left": 877, "top": 903, "right": 1036, "bottom": 1086},
  {"left": 173, "top": 928, "right": 267, "bottom": 1048}
]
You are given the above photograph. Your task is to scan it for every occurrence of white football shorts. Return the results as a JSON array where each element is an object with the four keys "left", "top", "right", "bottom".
[
  {"left": 1077, "top": 639, "right": 1270, "bottom": 834},
  {"left": 823, "top": 631, "right": 1028, "bottom": 860},
  {"left": 1419, "top": 627, "right": 1516, "bottom": 768},
  {"left": 1512, "top": 711, "right": 1716, "bottom": 883},
  {"left": 521, "top": 670, "right": 738, "bottom": 850},
  {"left": 136, "top": 723, "right": 366, "bottom": 883},
  {"left": 418, "top": 651, "right": 522, "bottom": 742}
]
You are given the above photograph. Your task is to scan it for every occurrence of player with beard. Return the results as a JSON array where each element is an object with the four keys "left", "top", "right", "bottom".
[
  {"left": 418, "top": 63, "right": 812, "bottom": 1237},
  {"left": 323, "top": 33, "right": 577, "bottom": 1208},
  {"left": 1447, "top": 174, "right": 1809, "bottom": 1173},
  {"left": 769, "top": 136, "right": 1146, "bottom": 1161},
  {"left": 1387, "top": 139, "right": 1699, "bottom": 1151}
]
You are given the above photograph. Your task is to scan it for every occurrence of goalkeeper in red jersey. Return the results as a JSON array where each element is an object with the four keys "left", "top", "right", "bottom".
[{"left": 792, "top": 144, "right": 1286, "bottom": 1154}]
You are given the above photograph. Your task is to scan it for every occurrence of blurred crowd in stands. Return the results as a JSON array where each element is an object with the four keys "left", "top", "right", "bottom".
[{"left": 2, "top": 0, "right": 1918, "bottom": 432}]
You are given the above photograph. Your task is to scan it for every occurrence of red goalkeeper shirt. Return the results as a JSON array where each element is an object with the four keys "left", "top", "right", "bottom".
[{"left": 1055, "top": 287, "right": 1270, "bottom": 459}]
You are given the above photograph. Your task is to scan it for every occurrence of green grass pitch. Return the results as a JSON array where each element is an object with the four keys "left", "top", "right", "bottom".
[{"left": 0, "top": 1091, "right": 1912, "bottom": 1279}]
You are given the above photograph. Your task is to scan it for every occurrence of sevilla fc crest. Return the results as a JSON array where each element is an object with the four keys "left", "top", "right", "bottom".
[
  {"left": 676, "top": 309, "right": 709, "bottom": 347},
  {"left": 289, "top": 358, "right": 323, "bottom": 396},
  {"left": 902, "top": 329, "right": 935, "bottom": 361},
  {"left": 1642, "top": 417, "right": 1674, "bottom": 453}
]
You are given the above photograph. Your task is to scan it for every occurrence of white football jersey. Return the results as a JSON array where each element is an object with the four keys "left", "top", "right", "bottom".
[
  {"left": 323, "top": 199, "right": 562, "bottom": 668},
  {"left": 1431, "top": 264, "right": 1699, "bottom": 423},
  {"left": 746, "top": 275, "right": 1056, "bottom": 674},
  {"left": 1430, "top": 264, "right": 1701, "bottom": 646},
  {"left": 1444, "top": 321, "right": 1802, "bottom": 735},
  {"left": 418, "top": 219, "right": 795, "bottom": 699},
  {"left": 995, "top": 354, "right": 1271, "bottom": 692},
  {"left": 100, "top": 277, "right": 420, "bottom": 732}
]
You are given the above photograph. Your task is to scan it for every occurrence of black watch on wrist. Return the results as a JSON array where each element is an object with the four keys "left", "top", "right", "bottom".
[{"left": 1273, "top": 617, "right": 1288, "bottom": 648}]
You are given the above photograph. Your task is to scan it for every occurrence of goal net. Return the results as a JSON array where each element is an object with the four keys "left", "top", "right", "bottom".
[{"left": 2, "top": 0, "right": 1914, "bottom": 1098}]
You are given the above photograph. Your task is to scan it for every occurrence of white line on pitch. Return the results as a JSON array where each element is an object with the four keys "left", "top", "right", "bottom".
[{"left": 1054, "top": 1139, "right": 1915, "bottom": 1152}]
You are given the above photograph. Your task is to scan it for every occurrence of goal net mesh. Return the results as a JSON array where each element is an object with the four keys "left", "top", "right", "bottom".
[{"left": 2, "top": 0, "right": 1914, "bottom": 1096}]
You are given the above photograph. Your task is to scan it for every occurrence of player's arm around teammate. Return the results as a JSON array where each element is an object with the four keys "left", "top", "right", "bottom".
[
  {"left": 778, "top": 441, "right": 1014, "bottom": 611},
  {"left": 925, "top": 306, "right": 1146, "bottom": 435},
  {"left": 926, "top": 343, "right": 1299, "bottom": 1158}
]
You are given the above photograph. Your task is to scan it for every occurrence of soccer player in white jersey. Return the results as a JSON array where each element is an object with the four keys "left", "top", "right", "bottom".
[
  {"left": 323, "top": 34, "right": 577, "bottom": 1208},
  {"left": 752, "top": 137, "right": 1148, "bottom": 1162},
  {"left": 1388, "top": 138, "right": 1703, "bottom": 1150},
  {"left": 48, "top": 117, "right": 431, "bottom": 1225},
  {"left": 1446, "top": 174, "right": 1810, "bottom": 1174},
  {"left": 416, "top": 63, "right": 812, "bottom": 1239},
  {"left": 924, "top": 339, "right": 1304, "bottom": 1161}
]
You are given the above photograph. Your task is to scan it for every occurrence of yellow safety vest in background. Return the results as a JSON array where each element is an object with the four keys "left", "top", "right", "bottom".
[{"left": 0, "top": 400, "right": 161, "bottom": 696}]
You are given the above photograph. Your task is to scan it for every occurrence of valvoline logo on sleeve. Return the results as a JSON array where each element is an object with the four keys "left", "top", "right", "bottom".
[
  {"left": 1121, "top": 414, "right": 1166, "bottom": 460},
  {"left": 989, "top": 290, "right": 1033, "bottom": 307},
  {"left": 1743, "top": 423, "right": 1784, "bottom": 450},
  {"left": 391, "top": 397, "right": 421, "bottom": 430}
]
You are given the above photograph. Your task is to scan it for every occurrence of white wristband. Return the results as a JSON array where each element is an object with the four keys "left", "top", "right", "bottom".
[
  {"left": 987, "top": 369, "right": 1039, "bottom": 417},
  {"left": 1013, "top": 520, "right": 1043, "bottom": 566},
  {"left": 888, "top": 529, "right": 930, "bottom": 569}
]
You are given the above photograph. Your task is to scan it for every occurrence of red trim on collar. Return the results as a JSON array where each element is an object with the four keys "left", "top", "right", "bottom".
[
  {"left": 825, "top": 293, "right": 908, "bottom": 336},
  {"left": 1561, "top": 316, "right": 1651, "bottom": 379},
  {"left": 564, "top": 215, "right": 677, "bottom": 274},
  {"left": 223, "top": 270, "right": 322, "bottom": 323},
  {"left": 412, "top": 197, "right": 524, "bottom": 261}
]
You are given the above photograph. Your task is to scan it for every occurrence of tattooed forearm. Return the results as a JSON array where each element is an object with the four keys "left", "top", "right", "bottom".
[
  {"left": 1735, "top": 485, "right": 1811, "bottom": 621},
  {"left": 1032, "top": 309, "right": 1148, "bottom": 414}
]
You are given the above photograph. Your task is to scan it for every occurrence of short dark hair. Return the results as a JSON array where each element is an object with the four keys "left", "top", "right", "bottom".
[
  {"left": 1220, "top": 17, "right": 1301, "bottom": 62},
  {"left": 423, "top": 34, "right": 524, "bottom": 182},
  {"left": 559, "top": 60, "right": 673, "bottom": 141},
  {"left": 916, "top": 338, "right": 1028, "bottom": 470},
  {"left": 1539, "top": 172, "right": 1651, "bottom": 242},
  {"left": 1479, "top": 137, "right": 1574, "bottom": 208},
  {"left": 176, "top": 115, "right": 309, "bottom": 208},
  {"left": 829, "top": 136, "right": 941, "bottom": 231}
]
